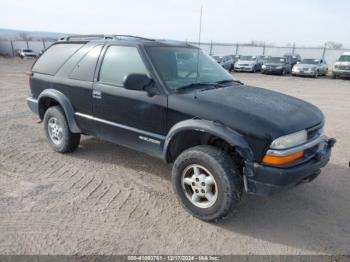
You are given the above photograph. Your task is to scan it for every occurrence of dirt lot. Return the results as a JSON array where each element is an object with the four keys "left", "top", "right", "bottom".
[{"left": 0, "top": 58, "right": 349, "bottom": 255}]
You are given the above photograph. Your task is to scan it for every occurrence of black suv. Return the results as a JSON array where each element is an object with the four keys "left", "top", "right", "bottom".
[
  {"left": 27, "top": 35, "right": 335, "bottom": 221},
  {"left": 261, "top": 56, "right": 292, "bottom": 75}
]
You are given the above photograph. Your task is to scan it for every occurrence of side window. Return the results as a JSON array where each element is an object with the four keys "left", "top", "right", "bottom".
[
  {"left": 99, "top": 46, "right": 148, "bottom": 86},
  {"left": 32, "top": 43, "right": 83, "bottom": 75},
  {"left": 69, "top": 45, "right": 103, "bottom": 82}
]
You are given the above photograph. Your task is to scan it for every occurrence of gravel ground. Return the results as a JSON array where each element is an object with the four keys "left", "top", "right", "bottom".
[{"left": 0, "top": 58, "right": 349, "bottom": 255}]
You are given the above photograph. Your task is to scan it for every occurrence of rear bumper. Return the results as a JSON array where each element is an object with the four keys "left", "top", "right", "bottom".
[
  {"left": 26, "top": 97, "right": 39, "bottom": 115},
  {"left": 244, "top": 137, "right": 335, "bottom": 196}
]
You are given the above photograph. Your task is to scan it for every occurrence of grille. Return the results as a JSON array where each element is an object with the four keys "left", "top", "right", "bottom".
[
  {"left": 339, "top": 65, "right": 350, "bottom": 70},
  {"left": 307, "top": 125, "right": 323, "bottom": 140}
]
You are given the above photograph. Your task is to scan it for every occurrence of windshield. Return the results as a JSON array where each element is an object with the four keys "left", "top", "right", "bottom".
[
  {"left": 212, "top": 55, "right": 222, "bottom": 62},
  {"left": 239, "top": 56, "right": 256, "bottom": 61},
  {"left": 338, "top": 55, "right": 350, "bottom": 62},
  {"left": 300, "top": 59, "right": 319, "bottom": 65},
  {"left": 146, "top": 47, "right": 233, "bottom": 91},
  {"left": 267, "top": 57, "right": 285, "bottom": 63}
]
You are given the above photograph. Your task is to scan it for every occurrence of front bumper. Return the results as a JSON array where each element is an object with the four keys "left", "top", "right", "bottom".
[
  {"left": 292, "top": 70, "right": 316, "bottom": 76},
  {"left": 261, "top": 68, "right": 283, "bottom": 74},
  {"left": 234, "top": 66, "right": 254, "bottom": 72},
  {"left": 333, "top": 70, "right": 350, "bottom": 77},
  {"left": 244, "top": 137, "right": 336, "bottom": 196}
]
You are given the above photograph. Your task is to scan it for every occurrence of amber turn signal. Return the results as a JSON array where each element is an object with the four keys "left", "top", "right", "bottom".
[{"left": 262, "top": 151, "right": 304, "bottom": 166}]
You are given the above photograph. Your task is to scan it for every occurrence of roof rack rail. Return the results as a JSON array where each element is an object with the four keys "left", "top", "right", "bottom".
[
  {"left": 59, "top": 34, "right": 114, "bottom": 41},
  {"left": 113, "top": 35, "right": 155, "bottom": 41},
  {"left": 58, "top": 34, "right": 155, "bottom": 42}
]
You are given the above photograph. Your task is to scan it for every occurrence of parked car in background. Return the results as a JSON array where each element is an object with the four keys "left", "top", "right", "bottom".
[
  {"left": 229, "top": 55, "right": 240, "bottom": 66},
  {"left": 261, "top": 57, "right": 292, "bottom": 75},
  {"left": 211, "top": 55, "right": 234, "bottom": 71},
  {"left": 261, "top": 56, "right": 270, "bottom": 64},
  {"left": 284, "top": 53, "right": 301, "bottom": 67},
  {"left": 234, "top": 55, "right": 263, "bottom": 72},
  {"left": 332, "top": 52, "right": 350, "bottom": 79},
  {"left": 17, "top": 48, "right": 37, "bottom": 58},
  {"left": 292, "top": 59, "right": 328, "bottom": 78}
]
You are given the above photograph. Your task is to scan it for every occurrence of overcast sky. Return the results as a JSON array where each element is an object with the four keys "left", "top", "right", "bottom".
[{"left": 1, "top": 0, "right": 350, "bottom": 47}]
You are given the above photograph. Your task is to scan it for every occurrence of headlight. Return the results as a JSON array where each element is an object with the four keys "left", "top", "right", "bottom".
[
  {"left": 292, "top": 66, "right": 299, "bottom": 71},
  {"left": 270, "top": 130, "right": 307, "bottom": 149},
  {"left": 262, "top": 65, "right": 266, "bottom": 69}
]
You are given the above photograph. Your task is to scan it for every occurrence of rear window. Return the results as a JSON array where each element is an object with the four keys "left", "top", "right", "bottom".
[{"left": 32, "top": 43, "right": 83, "bottom": 75}]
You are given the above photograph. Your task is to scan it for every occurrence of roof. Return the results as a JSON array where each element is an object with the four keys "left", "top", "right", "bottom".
[{"left": 58, "top": 34, "right": 196, "bottom": 48}]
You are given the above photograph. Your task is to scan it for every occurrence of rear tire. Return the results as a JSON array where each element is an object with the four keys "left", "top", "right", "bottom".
[
  {"left": 172, "top": 145, "right": 242, "bottom": 222},
  {"left": 43, "top": 106, "right": 80, "bottom": 153}
]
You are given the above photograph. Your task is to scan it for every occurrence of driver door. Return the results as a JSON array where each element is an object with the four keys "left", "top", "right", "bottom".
[{"left": 92, "top": 44, "right": 167, "bottom": 157}]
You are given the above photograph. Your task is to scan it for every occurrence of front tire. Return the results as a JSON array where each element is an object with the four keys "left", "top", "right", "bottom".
[
  {"left": 172, "top": 145, "right": 242, "bottom": 221},
  {"left": 314, "top": 70, "right": 319, "bottom": 78},
  {"left": 44, "top": 106, "right": 80, "bottom": 153}
]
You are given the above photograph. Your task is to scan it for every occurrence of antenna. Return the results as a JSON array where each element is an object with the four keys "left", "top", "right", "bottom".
[
  {"left": 195, "top": 5, "right": 203, "bottom": 84},
  {"left": 198, "top": 5, "right": 203, "bottom": 46}
]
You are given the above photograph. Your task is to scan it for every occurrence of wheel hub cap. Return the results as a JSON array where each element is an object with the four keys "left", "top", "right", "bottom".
[
  {"left": 48, "top": 117, "right": 63, "bottom": 145},
  {"left": 181, "top": 164, "right": 218, "bottom": 208}
]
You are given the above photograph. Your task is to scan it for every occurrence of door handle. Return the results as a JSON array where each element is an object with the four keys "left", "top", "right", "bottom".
[{"left": 92, "top": 90, "right": 102, "bottom": 99}]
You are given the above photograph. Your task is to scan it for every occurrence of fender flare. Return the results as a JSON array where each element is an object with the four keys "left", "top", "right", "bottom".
[
  {"left": 38, "top": 89, "right": 81, "bottom": 133},
  {"left": 163, "top": 119, "right": 254, "bottom": 162}
]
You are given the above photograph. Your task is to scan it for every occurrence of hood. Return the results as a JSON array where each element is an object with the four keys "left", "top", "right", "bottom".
[
  {"left": 294, "top": 64, "right": 317, "bottom": 69},
  {"left": 237, "top": 60, "right": 255, "bottom": 65},
  {"left": 264, "top": 62, "right": 284, "bottom": 66},
  {"left": 334, "top": 61, "right": 350, "bottom": 66},
  {"left": 168, "top": 84, "right": 323, "bottom": 140}
]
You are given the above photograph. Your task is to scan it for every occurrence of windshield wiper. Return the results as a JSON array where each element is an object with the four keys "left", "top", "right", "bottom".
[
  {"left": 216, "top": 79, "right": 244, "bottom": 85},
  {"left": 175, "top": 82, "right": 223, "bottom": 93}
]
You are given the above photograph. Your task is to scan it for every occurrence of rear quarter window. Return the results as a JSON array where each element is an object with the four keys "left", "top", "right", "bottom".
[
  {"left": 69, "top": 45, "right": 103, "bottom": 82},
  {"left": 32, "top": 43, "right": 83, "bottom": 75}
]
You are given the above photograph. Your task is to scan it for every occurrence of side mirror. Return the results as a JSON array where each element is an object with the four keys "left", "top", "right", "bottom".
[{"left": 123, "top": 73, "right": 152, "bottom": 91}]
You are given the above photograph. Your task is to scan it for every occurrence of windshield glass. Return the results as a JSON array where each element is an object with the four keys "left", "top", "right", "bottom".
[
  {"left": 239, "top": 56, "right": 255, "bottom": 61},
  {"left": 146, "top": 47, "right": 233, "bottom": 91},
  {"left": 267, "top": 57, "right": 285, "bottom": 63},
  {"left": 301, "top": 59, "right": 319, "bottom": 64},
  {"left": 338, "top": 55, "right": 350, "bottom": 62},
  {"left": 212, "top": 55, "right": 222, "bottom": 62}
]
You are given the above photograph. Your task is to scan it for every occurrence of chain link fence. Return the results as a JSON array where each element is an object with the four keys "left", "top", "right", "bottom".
[
  {"left": 1, "top": 39, "right": 349, "bottom": 66},
  {"left": 190, "top": 42, "right": 350, "bottom": 66}
]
